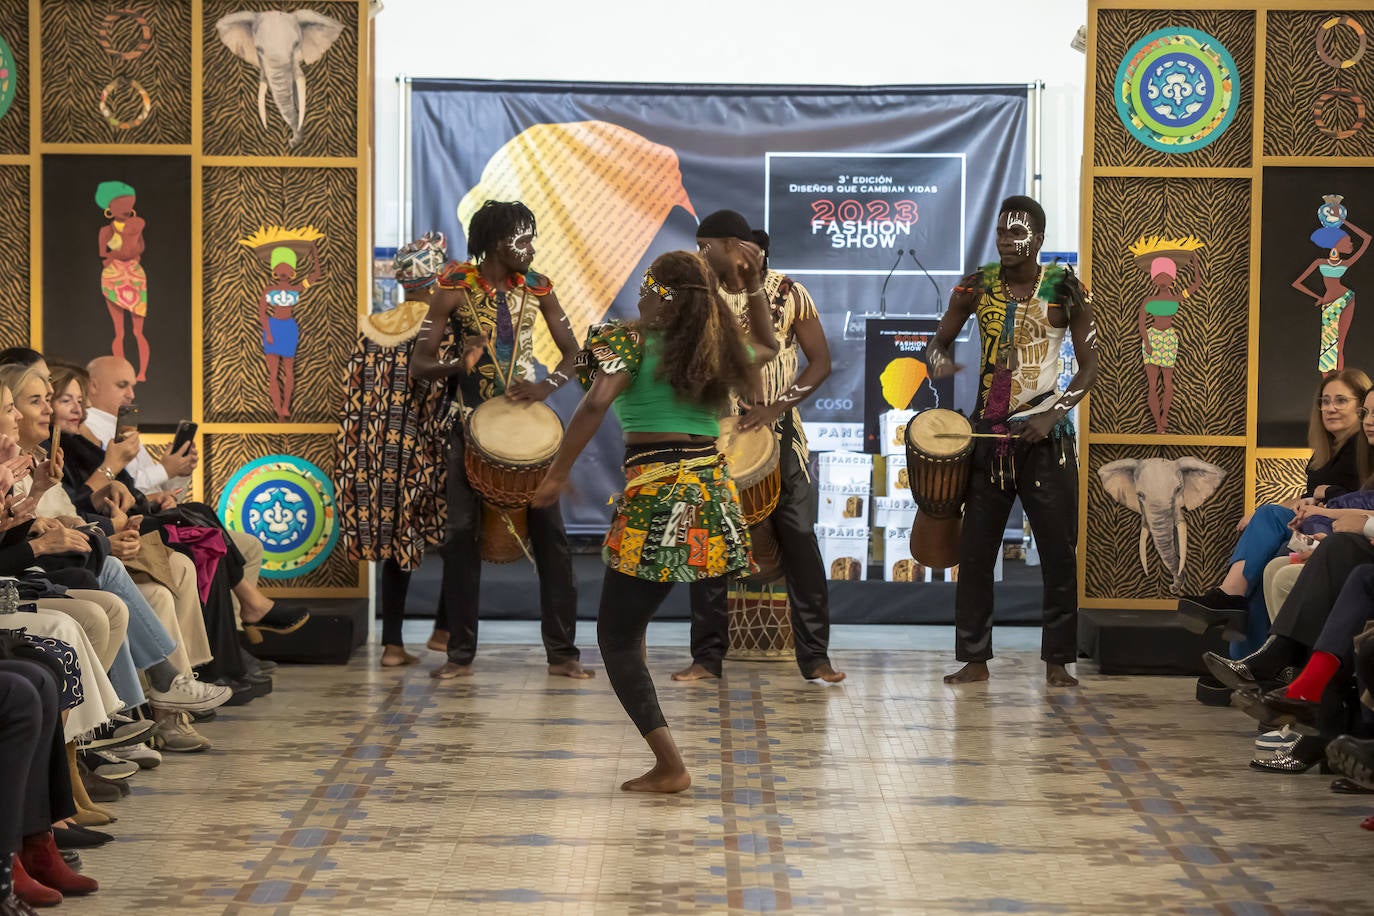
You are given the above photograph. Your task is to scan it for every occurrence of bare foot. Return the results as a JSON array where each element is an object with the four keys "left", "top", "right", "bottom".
[
  {"left": 1046, "top": 663, "right": 1079, "bottom": 687},
  {"left": 429, "top": 661, "right": 473, "bottom": 679},
  {"left": 805, "top": 663, "right": 847, "bottom": 683},
  {"left": 671, "top": 663, "right": 719, "bottom": 682},
  {"left": 381, "top": 645, "right": 418, "bottom": 667},
  {"left": 426, "top": 629, "right": 450, "bottom": 652},
  {"left": 621, "top": 763, "right": 691, "bottom": 794},
  {"left": 943, "top": 662, "right": 990, "bottom": 684},
  {"left": 548, "top": 659, "right": 595, "bottom": 679}
]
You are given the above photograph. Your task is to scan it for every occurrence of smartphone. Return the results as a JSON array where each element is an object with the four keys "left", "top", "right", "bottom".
[
  {"left": 115, "top": 403, "right": 140, "bottom": 439},
  {"left": 170, "top": 420, "right": 198, "bottom": 454}
]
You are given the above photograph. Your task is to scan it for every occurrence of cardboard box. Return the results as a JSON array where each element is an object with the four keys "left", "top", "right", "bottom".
[
  {"left": 886, "top": 454, "right": 911, "bottom": 499},
  {"left": 873, "top": 495, "right": 917, "bottom": 529},
  {"left": 818, "top": 483, "right": 870, "bottom": 526},
  {"left": 883, "top": 527, "right": 930, "bottom": 582},
  {"left": 815, "top": 524, "right": 869, "bottom": 581},
  {"left": 878, "top": 409, "right": 916, "bottom": 457},
  {"left": 802, "top": 422, "right": 865, "bottom": 452},
  {"left": 817, "top": 451, "right": 873, "bottom": 488}
]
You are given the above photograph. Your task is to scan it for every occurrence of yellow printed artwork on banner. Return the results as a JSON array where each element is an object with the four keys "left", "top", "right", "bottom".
[{"left": 456, "top": 121, "right": 695, "bottom": 370}]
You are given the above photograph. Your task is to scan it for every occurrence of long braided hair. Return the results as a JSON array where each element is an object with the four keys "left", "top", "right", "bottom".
[{"left": 648, "top": 251, "right": 751, "bottom": 405}]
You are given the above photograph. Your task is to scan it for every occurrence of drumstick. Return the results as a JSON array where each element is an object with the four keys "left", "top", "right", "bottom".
[{"left": 934, "top": 432, "right": 1021, "bottom": 439}]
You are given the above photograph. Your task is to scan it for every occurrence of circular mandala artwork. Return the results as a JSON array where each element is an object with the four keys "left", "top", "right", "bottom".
[
  {"left": 218, "top": 455, "right": 339, "bottom": 580},
  {"left": 1115, "top": 27, "right": 1239, "bottom": 153},
  {"left": 0, "top": 33, "right": 16, "bottom": 124}
]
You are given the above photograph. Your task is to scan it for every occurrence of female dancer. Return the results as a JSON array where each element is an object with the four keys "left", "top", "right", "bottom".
[{"left": 531, "top": 249, "right": 777, "bottom": 793}]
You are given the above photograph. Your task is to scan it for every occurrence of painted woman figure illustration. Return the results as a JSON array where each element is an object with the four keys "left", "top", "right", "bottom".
[
  {"left": 1293, "top": 196, "right": 1370, "bottom": 373},
  {"left": 240, "top": 226, "right": 324, "bottom": 418},
  {"left": 1129, "top": 235, "right": 1204, "bottom": 434},
  {"left": 96, "top": 180, "right": 151, "bottom": 381}
]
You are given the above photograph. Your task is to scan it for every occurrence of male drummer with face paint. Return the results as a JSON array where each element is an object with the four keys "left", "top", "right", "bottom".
[
  {"left": 924, "top": 196, "right": 1098, "bottom": 688},
  {"left": 412, "top": 200, "right": 593, "bottom": 680},
  {"left": 676, "top": 210, "right": 845, "bottom": 684}
]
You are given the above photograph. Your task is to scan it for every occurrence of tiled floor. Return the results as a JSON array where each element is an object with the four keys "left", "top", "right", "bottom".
[{"left": 76, "top": 623, "right": 1371, "bottom": 915}]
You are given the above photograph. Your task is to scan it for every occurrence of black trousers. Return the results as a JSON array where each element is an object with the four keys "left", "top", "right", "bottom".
[
  {"left": 379, "top": 558, "right": 445, "bottom": 647},
  {"left": 688, "top": 416, "right": 832, "bottom": 676},
  {"left": 601, "top": 569, "right": 728, "bottom": 735},
  {"left": 955, "top": 436, "right": 1079, "bottom": 665},
  {"left": 1272, "top": 532, "right": 1374, "bottom": 649},
  {"left": 0, "top": 659, "right": 72, "bottom": 859},
  {"left": 441, "top": 425, "right": 579, "bottom": 667}
]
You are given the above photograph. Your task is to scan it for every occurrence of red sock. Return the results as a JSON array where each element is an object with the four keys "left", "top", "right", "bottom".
[{"left": 1284, "top": 651, "right": 1342, "bottom": 702}]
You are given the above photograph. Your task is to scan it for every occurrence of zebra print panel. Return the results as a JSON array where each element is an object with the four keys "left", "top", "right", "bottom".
[
  {"left": 1265, "top": 10, "right": 1374, "bottom": 158},
  {"left": 0, "top": 166, "right": 28, "bottom": 349},
  {"left": 1085, "top": 444, "right": 1247, "bottom": 600},
  {"left": 203, "top": 431, "right": 361, "bottom": 589},
  {"left": 1093, "top": 8, "right": 1257, "bottom": 169},
  {"left": 1255, "top": 456, "right": 1310, "bottom": 507},
  {"left": 1087, "top": 177, "right": 1250, "bottom": 437},
  {"left": 201, "top": 165, "right": 358, "bottom": 423},
  {"left": 39, "top": 0, "right": 192, "bottom": 145},
  {"left": 0, "top": 0, "right": 30, "bottom": 154},
  {"left": 201, "top": 0, "right": 359, "bottom": 159}
]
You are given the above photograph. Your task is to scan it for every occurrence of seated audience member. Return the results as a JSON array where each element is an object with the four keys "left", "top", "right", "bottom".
[
  {"left": 0, "top": 646, "right": 99, "bottom": 912},
  {"left": 78, "top": 356, "right": 303, "bottom": 640},
  {"left": 1181, "top": 369, "right": 1370, "bottom": 648}
]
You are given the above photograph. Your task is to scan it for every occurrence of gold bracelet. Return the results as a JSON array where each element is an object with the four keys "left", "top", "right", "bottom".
[{"left": 100, "top": 466, "right": 116, "bottom": 481}]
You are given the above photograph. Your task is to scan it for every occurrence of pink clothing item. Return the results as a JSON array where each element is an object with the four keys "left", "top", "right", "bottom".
[{"left": 162, "top": 526, "right": 229, "bottom": 603}]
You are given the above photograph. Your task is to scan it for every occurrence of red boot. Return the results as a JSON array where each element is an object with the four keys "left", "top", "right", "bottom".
[
  {"left": 19, "top": 834, "right": 97, "bottom": 896},
  {"left": 9, "top": 855, "right": 60, "bottom": 907}
]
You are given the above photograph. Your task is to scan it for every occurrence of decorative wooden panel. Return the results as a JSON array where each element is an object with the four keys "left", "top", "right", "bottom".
[
  {"left": 0, "top": 165, "right": 28, "bottom": 349},
  {"left": 1265, "top": 10, "right": 1374, "bottom": 158},
  {"left": 201, "top": 0, "right": 358, "bottom": 158},
  {"left": 1093, "top": 8, "right": 1257, "bottom": 169},
  {"left": 1088, "top": 177, "right": 1250, "bottom": 437},
  {"left": 201, "top": 165, "right": 357, "bottom": 423},
  {"left": 1255, "top": 456, "right": 1310, "bottom": 507},
  {"left": 1085, "top": 445, "right": 1246, "bottom": 600},
  {"left": 40, "top": 0, "right": 193, "bottom": 145},
  {"left": 202, "top": 431, "right": 358, "bottom": 589},
  {"left": 0, "top": 0, "right": 30, "bottom": 155}
]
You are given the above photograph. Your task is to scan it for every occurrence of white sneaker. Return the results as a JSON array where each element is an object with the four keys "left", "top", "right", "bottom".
[
  {"left": 146, "top": 673, "right": 233, "bottom": 712},
  {"left": 116, "top": 743, "right": 162, "bottom": 769}
]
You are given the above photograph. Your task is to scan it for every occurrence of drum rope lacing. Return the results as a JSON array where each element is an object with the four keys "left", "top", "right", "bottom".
[{"left": 497, "top": 509, "right": 536, "bottom": 566}]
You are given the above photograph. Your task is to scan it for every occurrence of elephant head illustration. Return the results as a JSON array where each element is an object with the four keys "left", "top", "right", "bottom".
[
  {"left": 1097, "top": 457, "right": 1227, "bottom": 593},
  {"left": 216, "top": 9, "right": 344, "bottom": 147}
]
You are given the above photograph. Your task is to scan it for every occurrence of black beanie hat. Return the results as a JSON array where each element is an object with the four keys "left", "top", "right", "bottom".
[{"left": 696, "top": 210, "right": 754, "bottom": 242}]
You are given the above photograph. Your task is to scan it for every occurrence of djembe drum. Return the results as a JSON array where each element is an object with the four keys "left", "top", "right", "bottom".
[
  {"left": 464, "top": 397, "right": 563, "bottom": 563},
  {"left": 717, "top": 416, "right": 780, "bottom": 527},
  {"left": 904, "top": 408, "right": 973, "bottom": 569},
  {"left": 726, "top": 579, "right": 794, "bottom": 660}
]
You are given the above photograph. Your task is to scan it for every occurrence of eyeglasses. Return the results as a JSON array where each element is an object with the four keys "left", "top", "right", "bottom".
[{"left": 1318, "top": 395, "right": 1358, "bottom": 408}]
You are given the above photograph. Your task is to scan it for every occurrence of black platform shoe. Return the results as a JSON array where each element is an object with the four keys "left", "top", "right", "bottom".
[
  {"left": 1179, "top": 589, "right": 1248, "bottom": 641},
  {"left": 1250, "top": 735, "right": 1331, "bottom": 774}
]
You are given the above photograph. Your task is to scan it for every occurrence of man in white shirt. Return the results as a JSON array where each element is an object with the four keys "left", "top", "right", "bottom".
[{"left": 86, "top": 357, "right": 197, "bottom": 493}]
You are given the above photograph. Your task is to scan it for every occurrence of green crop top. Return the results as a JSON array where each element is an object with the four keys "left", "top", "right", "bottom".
[
  {"left": 1144, "top": 298, "right": 1180, "bottom": 317},
  {"left": 576, "top": 323, "right": 723, "bottom": 437}
]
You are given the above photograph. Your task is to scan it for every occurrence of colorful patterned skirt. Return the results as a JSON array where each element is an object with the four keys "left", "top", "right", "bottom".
[
  {"left": 1319, "top": 291, "right": 1354, "bottom": 372},
  {"left": 101, "top": 258, "right": 148, "bottom": 317},
  {"left": 1141, "top": 326, "right": 1179, "bottom": 368},
  {"left": 605, "top": 443, "right": 753, "bottom": 583},
  {"left": 333, "top": 331, "right": 452, "bottom": 570}
]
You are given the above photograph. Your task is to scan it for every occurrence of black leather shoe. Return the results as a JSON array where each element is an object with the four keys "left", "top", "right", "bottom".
[
  {"left": 1251, "top": 735, "right": 1330, "bottom": 773},
  {"left": 1329, "top": 777, "right": 1374, "bottom": 794},
  {"left": 1237, "top": 687, "right": 1321, "bottom": 735},
  {"left": 1326, "top": 735, "right": 1374, "bottom": 788},
  {"left": 1203, "top": 652, "right": 1261, "bottom": 691},
  {"left": 214, "top": 678, "right": 257, "bottom": 707},
  {"left": 1178, "top": 590, "right": 1248, "bottom": 640},
  {"left": 53, "top": 825, "right": 111, "bottom": 849}
]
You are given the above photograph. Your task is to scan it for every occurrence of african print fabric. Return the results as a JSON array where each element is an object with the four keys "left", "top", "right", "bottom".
[
  {"left": 1319, "top": 291, "right": 1353, "bottom": 372},
  {"left": 1142, "top": 326, "right": 1179, "bottom": 368},
  {"left": 333, "top": 324, "right": 453, "bottom": 570},
  {"left": 436, "top": 261, "right": 551, "bottom": 416},
  {"left": 101, "top": 258, "right": 148, "bottom": 316},
  {"left": 971, "top": 262, "right": 1070, "bottom": 423},
  {"left": 605, "top": 454, "right": 752, "bottom": 583}
]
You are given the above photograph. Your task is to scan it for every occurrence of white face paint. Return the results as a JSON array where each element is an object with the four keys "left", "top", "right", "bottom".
[
  {"left": 505, "top": 223, "right": 535, "bottom": 265},
  {"left": 998, "top": 211, "right": 1036, "bottom": 258}
]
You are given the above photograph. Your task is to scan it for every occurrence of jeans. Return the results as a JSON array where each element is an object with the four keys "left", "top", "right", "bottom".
[
  {"left": 1227, "top": 503, "right": 1297, "bottom": 654},
  {"left": 100, "top": 556, "right": 177, "bottom": 669}
]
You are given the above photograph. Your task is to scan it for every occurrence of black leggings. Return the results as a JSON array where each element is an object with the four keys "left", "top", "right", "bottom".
[
  {"left": 598, "top": 568, "right": 728, "bottom": 736},
  {"left": 379, "top": 558, "right": 444, "bottom": 647}
]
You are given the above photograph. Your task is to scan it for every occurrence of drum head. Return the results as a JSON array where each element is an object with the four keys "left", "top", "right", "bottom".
[
  {"left": 905, "top": 409, "right": 972, "bottom": 458},
  {"left": 468, "top": 398, "right": 563, "bottom": 464},
  {"left": 718, "top": 416, "right": 779, "bottom": 487}
]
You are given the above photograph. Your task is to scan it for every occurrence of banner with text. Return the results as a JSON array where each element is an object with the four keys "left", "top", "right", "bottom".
[{"left": 410, "top": 80, "right": 1026, "bottom": 533}]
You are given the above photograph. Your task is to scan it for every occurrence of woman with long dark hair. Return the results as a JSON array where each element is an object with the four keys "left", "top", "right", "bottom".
[{"left": 531, "top": 249, "right": 777, "bottom": 793}]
